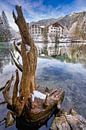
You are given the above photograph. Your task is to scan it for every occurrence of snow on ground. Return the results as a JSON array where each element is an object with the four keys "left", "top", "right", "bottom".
[{"left": 32, "top": 90, "right": 46, "bottom": 101}]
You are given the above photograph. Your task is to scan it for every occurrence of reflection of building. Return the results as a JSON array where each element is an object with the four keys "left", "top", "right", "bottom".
[
  {"left": 47, "top": 43, "right": 56, "bottom": 56},
  {"left": 29, "top": 22, "right": 64, "bottom": 55}
]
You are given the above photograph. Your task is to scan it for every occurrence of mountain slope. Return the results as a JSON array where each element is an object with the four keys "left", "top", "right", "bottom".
[
  {"left": 30, "top": 11, "right": 86, "bottom": 40},
  {"left": 58, "top": 11, "right": 86, "bottom": 39}
]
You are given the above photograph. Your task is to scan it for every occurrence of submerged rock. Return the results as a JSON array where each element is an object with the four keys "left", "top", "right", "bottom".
[{"left": 50, "top": 109, "right": 86, "bottom": 130}]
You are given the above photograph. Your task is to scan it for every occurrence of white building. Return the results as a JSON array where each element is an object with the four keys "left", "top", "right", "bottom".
[
  {"left": 28, "top": 24, "right": 45, "bottom": 54},
  {"left": 47, "top": 22, "right": 64, "bottom": 43},
  {"left": 29, "top": 22, "right": 64, "bottom": 43},
  {"left": 29, "top": 24, "right": 45, "bottom": 42},
  {"left": 29, "top": 22, "right": 64, "bottom": 55},
  {"left": 47, "top": 22, "right": 64, "bottom": 56}
]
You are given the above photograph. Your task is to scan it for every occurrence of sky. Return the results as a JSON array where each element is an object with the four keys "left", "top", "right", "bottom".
[{"left": 0, "top": 0, "right": 86, "bottom": 31}]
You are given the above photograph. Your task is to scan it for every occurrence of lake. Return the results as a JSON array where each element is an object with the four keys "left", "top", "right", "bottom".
[{"left": 0, "top": 42, "right": 86, "bottom": 130}]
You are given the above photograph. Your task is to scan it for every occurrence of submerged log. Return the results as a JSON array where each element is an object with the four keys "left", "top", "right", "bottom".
[
  {"left": 10, "top": 50, "right": 23, "bottom": 72},
  {"left": 0, "top": 101, "right": 6, "bottom": 105}
]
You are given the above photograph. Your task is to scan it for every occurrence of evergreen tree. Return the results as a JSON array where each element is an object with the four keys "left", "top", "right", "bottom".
[
  {"left": 2, "top": 11, "right": 12, "bottom": 40},
  {"left": 2, "top": 11, "right": 9, "bottom": 29}
]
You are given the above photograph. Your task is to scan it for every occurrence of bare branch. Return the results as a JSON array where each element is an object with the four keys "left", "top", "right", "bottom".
[
  {"left": 0, "top": 86, "right": 5, "bottom": 92},
  {"left": 17, "top": 41, "right": 21, "bottom": 46},
  {"left": 3, "top": 75, "right": 14, "bottom": 105},
  {"left": 13, "top": 41, "right": 21, "bottom": 55},
  {"left": 16, "top": 5, "right": 23, "bottom": 17},
  {"left": 0, "top": 79, "right": 13, "bottom": 92},
  {"left": 12, "top": 11, "right": 17, "bottom": 22},
  {"left": 12, "top": 70, "right": 19, "bottom": 106},
  {"left": 0, "top": 101, "right": 6, "bottom": 105},
  {"left": 10, "top": 51, "right": 23, "bottom": 72},
  {"left": 0, "top": 118, "right": 5, "bottom": 126}
]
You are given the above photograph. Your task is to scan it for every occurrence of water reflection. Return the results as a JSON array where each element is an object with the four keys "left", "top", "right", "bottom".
[
  {"left": 0, "top": 42, "right": 11, "bottom": 73},
  {"left": 16, "top": 113, "right": 55, "bottom": 130},
  {"left": 36, "top": 58, "right": 86, "bottom": 118},
  {"left": 0, "top": 43, "right": 86, "bottom": 130}
]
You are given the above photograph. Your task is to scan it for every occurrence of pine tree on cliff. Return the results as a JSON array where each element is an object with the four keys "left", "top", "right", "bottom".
[
  {"left": 0, "top": 16, "right": 4, "bottom": 41},
  {"left": 2, "top": 11, "right": 12, "bottom": 41}
]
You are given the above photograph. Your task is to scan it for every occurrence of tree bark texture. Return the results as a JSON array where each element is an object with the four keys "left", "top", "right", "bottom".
[
  {"left": 3, "top": 5, "right": 38, "bottom": 116},
  {"left": 12, "top": 5, "right": 37, "bottom": 97}
]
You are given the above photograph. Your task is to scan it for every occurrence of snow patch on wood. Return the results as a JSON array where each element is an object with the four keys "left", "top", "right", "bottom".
[{"left": 32, "top": 90, "right": 46, "bottom": 101}]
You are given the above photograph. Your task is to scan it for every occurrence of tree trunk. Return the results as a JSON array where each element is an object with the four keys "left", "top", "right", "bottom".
[
  {"left": 13, "top": 5, "right": 37, "bottom": 97},
  {"left": 4, "top": 5, "right": 38, "bottom": 116}
]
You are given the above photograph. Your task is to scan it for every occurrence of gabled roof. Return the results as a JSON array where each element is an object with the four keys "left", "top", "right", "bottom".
[
  {"left": 29, "top": 21, "right": 64, "bottom": 29},
  {"left": 48, "top": 22, "right": 64, "bottom": 29},
  {"left": 29, "top": 23, "right": 45, "bottom": 29}
]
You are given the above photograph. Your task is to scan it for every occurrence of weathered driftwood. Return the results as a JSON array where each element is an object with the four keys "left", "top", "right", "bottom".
[
  {"left": 0, "top": 101, "right": 6, "bottom": 105},
  {"left": 0, "top": 87, "right": 5, "bottom": 92},
  {"left": 13, "top": 5, "right": 37, "bottom": 95},
  {"left": 16, "top": 89, "right": 64, "bottom": 129},
  {"left": 10, "top": 51, "right": 23, "bottom": 72},
  {"left": 3, "top": 75, "right": 14, "bottom": 105},
  {"left": 0, "top": 111, "right": 15, "bottom": 128},
  {"left": 5, "top": 111, "right": 15, "bottom": 128},
  {"left": 13, "top": 41, "right": 21, "bottom": 56},
  {"left": 1, "top": 5, "right": 86, "bottom": 130},
  {"left": 50, "top": 109, "right": 86, "bottom": 130},
  {"left": 0, "top": 75, "right": 13, "bottom": 92},
  {"left": 2, "top": 6, "right": 65, "bottom": 127},
  {"left": 3, "top": 5, "right": 38, "bottom": 117}
]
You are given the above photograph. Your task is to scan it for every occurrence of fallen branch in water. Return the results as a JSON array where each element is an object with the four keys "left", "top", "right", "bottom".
[
  {"left": 10, "top": 50, "right": 23, "bottom": 72},
  {"left": 0, "top": 101, "right": 6, "bottom": 105},
  {"left": 0, "top": 80, "right": 10, "bottom": 92},
  {"left": 13, "top": 41, "right": 21, "bottom": 55},
  {"left": 0, "top": 121, "right": 5, "bottom": 126},
  {"left": 0, "top": 86, "right": 5, "bottom": 92},
  {"left": 0, "top": 75, "right": 14, "bottom": 92},
  {"left": 0, "top": 112, "right": 15, "bottom": 128},
  {"left": 3, "top": 75, "right": 14, "bottom": 105}
]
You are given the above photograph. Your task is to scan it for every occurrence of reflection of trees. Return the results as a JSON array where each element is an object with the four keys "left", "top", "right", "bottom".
[
  {"left": 54, "top": 33, "right": 59, "bottom": 55},
  {"left": 68, "top": 44, "right": 86, "bottom": 63},
  {"left": 42, "top": 27, "right": 48, "bottom": 55},
  {"left": 0, "top": 43, "right": 12, "bottom": 73}
]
